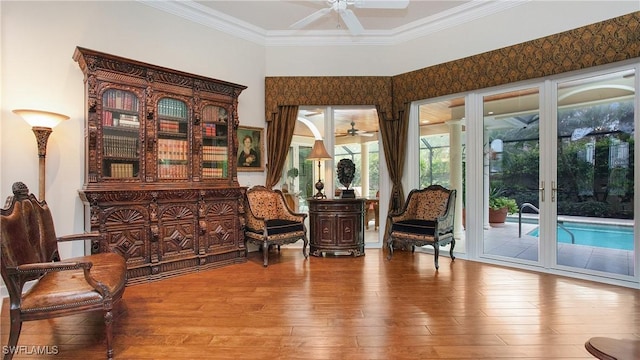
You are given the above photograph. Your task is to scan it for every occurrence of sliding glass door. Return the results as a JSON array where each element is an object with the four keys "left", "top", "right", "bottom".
[
  {"left": 553, "top": 69, "right": 635, "bottom": 277},
  {"left": 481, "top": 87, "right": 541, "bottom": 264}
]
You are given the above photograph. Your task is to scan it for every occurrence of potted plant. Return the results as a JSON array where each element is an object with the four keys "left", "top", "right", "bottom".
[{"left": 488, "top": 187, "right": 518, "bottom": 223}]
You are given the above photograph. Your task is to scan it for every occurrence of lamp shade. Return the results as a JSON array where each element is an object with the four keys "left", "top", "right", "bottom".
[
  {"left": 13, "top": 109, "right": 69, "bottom": 128},
  {"left": 307, "top": 140, "right": 332, "bottom": 161}
]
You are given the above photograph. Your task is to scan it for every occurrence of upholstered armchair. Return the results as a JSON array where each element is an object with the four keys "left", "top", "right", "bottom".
[
  {"left": 0, "top": 182, "right": 127, "bottom": 360},
  {"left": 244, "top": 185, "right": 309, "bottom": 267},
  {"left": 387, "top": 184, "right": 456, "bottom": 269}
]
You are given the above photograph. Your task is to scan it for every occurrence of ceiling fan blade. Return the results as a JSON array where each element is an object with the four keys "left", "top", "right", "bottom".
[
  {"left": 353, "top": 0, "right": 410, "bottom": 9},
  {"left": 290, "top": 7, "right": 332, "bottom": 30},
  {"left": 339, "top": 9, "right": 364, "bottom": 35}
]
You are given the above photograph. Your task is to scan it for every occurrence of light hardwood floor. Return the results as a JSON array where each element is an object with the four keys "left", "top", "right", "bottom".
[{"left": 2, "top": 248, "right": 639, "bottom": 359}]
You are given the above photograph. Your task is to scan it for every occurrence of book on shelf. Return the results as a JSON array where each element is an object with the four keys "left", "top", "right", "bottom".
[
  {"left": 103, "top": 110, "right": 114, "bottom": 126},
  {"left": 118, "top": 118, "right": 140, "bottom": 128},
  {"left": 103, "top": 135, "right": 138, "bottom": 158},
  {"left": 157, "top": 139, "right": 188, "bottom": 161},
  {"left": 158, "top": 163, "right": 189, "bottom": 179},
  {"left": 203, "top": 123, "right": 216, "bottom": 136},
  {"left": 202, "top": 145, "right": 227, "bottom": 161},
  {"left": 158, "top": 98, "right": 187, "bottom": 119},
  {"left": 202, "top": 163, "right": 227, "bottom": 178},
  {"left": 110, "top": 163, "right": 134, "bottom": 178},
  {"left": 202, "top": 106, "right": 220, "bottom": 123},
  {"left": 160, "top": 119, "right": 181, "bottom": 133},
  {"left": 103, "top": 89, "right": 138, "bottom": 111}
]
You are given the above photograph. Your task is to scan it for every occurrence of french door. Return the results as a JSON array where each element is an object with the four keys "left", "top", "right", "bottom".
[
  {"left": 550, "top": 68, "right": 636, "bottom": 277},
  {"left": 478, "top": 65, "right": 636, "bottom": 282}
]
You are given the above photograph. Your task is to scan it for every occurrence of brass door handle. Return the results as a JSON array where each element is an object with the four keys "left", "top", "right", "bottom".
[
  {"left": 539, "top": 181, "right": 545, "bottom": 202},
  {"left": 551, "top": 181, "right": 557, "bottom": 202}
]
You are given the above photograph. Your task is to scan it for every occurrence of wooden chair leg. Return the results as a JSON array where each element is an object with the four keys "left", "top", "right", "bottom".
[
  {"left": 4, "top": 310, "right": 22, "bottom": 360},
  {"left": 433, "top": 244, "right": 440, "bottom": 270},
  {"left": 104, "top": 310, "right": 114, "bottom": 360},
  {"left": 449, "top": 239, "right": 456, "bottom": 261},
  {"left": 262, "top": 242, "right": 269, "bottom": 267},
  {"left": 386, "top": 239, "right": 394, "bottom": 260},
  {"left": 302, "top": 237, "right": 309, "bottom": 258}
]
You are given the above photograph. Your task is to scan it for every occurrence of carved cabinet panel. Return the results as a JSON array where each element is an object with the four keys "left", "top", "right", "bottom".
[
  {"left": 74, "top": 47, "right": 248, "bottom": 283},
  {"left": 308, "top": 198, "right": 365, "bottom": 257}
]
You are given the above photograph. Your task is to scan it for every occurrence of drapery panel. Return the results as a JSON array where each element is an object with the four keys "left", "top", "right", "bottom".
[
  {"left": 265, "top": 105, "right": 298, "bottom": 188},
  {"left": 377, "top": 103, "right": 409, "bottom": 240}
]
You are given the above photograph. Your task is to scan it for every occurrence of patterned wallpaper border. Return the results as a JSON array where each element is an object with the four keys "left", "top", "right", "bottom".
[{"left": 265, "top": 11, "right": 640, "bottom": 122}]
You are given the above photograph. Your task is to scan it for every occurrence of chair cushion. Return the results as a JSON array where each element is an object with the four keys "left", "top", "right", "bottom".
[
  {"left": 391, "top": 219, "right": 436, "bottom": 236},
  {"left": 266, "top": 219, "right": 304, "bottom": 235},
  {"left": 21, "top": 252, "right": 127, "bottom": 314}
]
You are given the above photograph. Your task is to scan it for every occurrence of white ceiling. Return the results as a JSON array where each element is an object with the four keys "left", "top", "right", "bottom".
[{"left": 139, "top": 0, "right": 528, "bottom": 46}]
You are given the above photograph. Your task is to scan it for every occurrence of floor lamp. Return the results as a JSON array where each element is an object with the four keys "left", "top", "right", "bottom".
[
  {"left": 13, "top": 109, "right": 69, "bottom": 201},
  {"left": 307, "top": 139, "right": 332, "bottom": 199}
]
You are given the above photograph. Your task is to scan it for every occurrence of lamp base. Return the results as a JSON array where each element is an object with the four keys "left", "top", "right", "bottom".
[{"left": 313, "top": 179, "right": 326, "bottom": 199}]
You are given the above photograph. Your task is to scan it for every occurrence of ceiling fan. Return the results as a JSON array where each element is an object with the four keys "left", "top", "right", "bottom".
[
  {"left": 343, "top": 120, "right": 375, "bottom": 137},
  {"left": 290, "top": 0, "right": 410, "bottom": 35}
]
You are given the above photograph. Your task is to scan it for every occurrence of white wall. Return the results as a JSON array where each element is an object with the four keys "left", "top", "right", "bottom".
[
  {"left": 1, "top": 0, "right": 637, "bottom": 261},
  {"left": 0, "top": 1, "right": 266, "bottom": 259}
]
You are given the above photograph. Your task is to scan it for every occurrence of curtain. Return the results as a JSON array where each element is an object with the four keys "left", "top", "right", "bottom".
[
  {"left": 265, "top": 105, "right": 298, "bottom": 188},
  {"left": 378, "top": 103, "right": 409, "bottom": 240}
]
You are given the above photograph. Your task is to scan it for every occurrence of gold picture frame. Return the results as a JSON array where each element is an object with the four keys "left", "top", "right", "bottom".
[{"left": 237, "top": 126, "right": 264, "bottom": 171}]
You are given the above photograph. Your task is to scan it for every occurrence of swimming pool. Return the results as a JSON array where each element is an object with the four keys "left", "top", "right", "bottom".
[{"left": 527, "top": 222, "right": 634, "bottom": 250}]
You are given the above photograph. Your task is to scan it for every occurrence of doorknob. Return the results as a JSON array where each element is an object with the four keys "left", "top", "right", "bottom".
[
  {"left": 551, "top": 181, "right": 557, "bottom": 202},
  {"left": 539, "top": 181, "right": 545, "bottom": 202}
]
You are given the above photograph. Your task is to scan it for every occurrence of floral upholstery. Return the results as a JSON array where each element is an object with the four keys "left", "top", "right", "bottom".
[
  {"left": 244, "top": 185, "right": 308, "bottom": 267},
  {"left": 387, "top": 185, "right": 456, "bottom": 269}
]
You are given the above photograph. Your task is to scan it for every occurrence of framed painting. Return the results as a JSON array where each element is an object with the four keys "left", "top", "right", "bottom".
[{"left": 237, "top": 126, "right": 264, "bottom": 171}]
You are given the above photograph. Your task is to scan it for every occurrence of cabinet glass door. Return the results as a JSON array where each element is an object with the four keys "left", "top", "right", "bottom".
[
  {"left": 157, "top": 98, "right": 189, "bottom": 179},
  {"left": 101, "top": 89, "right": 141, "bottom": 179},
  {"left": 201, "top": 105, "right": 229, "bottom": 179}
]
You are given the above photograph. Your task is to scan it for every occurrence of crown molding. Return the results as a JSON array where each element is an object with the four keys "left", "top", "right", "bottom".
[{"left": 138, "top": 0, "right": 529, "bottom": 47}]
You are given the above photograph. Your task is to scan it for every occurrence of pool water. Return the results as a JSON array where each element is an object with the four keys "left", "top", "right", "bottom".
[{"left": 527, "top": 222, "right": 634, "bottom": 250}]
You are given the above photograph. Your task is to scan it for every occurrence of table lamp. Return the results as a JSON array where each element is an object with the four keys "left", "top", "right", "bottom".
[{"left": 307, "top": 139, "right": 332, "bottom": 199}]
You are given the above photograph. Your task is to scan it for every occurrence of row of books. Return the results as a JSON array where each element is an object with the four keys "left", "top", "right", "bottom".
[
  {"left": 109, "top": 163, "right": 135, "bottom": 178},
  {"left": 103, "top": 135, "right": 138, "bottom": 158},
  {"left": 103, "top": 89, "right": 138, "bottom": 111},
  {"left": 158, "top": 139, "right": 188, "bottom": 161},
  {"left": 202, "top": 105, "right": 228, "bottom": 122},
  {"left": 158, "top": 98, "right": 187, "bottom": 119},
  {"left": 159, "top": 119, "right": 184, "bottom": 133},
  {"left": 203, "top": 123, "right": 217, "bottom": 136},
  {"left": 158, "top": 164, "right": 189, "bottom": 179},
  {"left": 103, "top": 111, "right": 140, "bottom": 128},
  {"left": 202, "top": 164, "right": 228, "bottom": 178},
  {"left": 202, "top": 146, "right": 227, "bottom": 162}
]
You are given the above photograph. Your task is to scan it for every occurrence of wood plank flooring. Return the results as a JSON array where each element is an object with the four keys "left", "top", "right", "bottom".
[{"left": 2, "top": 248, "right": 639, "bottom": 359}]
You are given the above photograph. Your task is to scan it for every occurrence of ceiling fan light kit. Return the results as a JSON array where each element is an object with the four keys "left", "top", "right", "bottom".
[{"left": 290, "top": 0, "right": 410, "bottom": 35}]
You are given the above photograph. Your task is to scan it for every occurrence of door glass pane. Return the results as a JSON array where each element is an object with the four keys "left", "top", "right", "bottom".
[
  {"left": 555, "top": 69, "right": 635, "bottom": 276},
  {"left": 101, "top": 89, "right": 140, "bottom": 179},
  {"left": 482, "top": 88, "right": 540, "bottom": 262},
  {"left": 157, "top": 97, "right": 188, "bottom": 179},
  {"left": 334, "top": 107, "right": 380, "bottom": 241},
  {"left": 201, "top": 105, "right": 229, "bottom": 179},
  {"left": 418, "top": 97, "right": 465, "bottom": 252}
]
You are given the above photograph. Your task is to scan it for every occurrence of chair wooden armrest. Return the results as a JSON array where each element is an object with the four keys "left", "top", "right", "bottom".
[{"left": 57, "top": 232, "right": 101, "bottom": 242}]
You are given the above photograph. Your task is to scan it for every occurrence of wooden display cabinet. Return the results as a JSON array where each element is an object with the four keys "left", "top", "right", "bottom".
[
  {"left": 307, "top": 198, "right": 366, "bottom": 257},
  {"left": 74, "top": 47, "right": 248, "bottom": 283}
]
